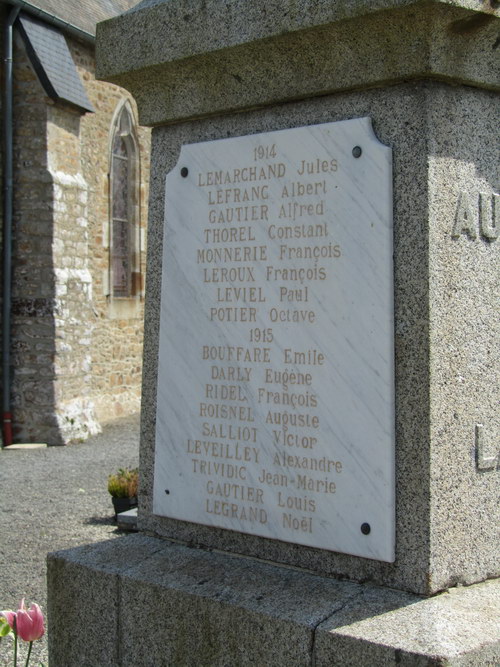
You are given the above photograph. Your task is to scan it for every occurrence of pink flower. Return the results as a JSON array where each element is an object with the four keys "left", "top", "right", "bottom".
[
  {"left": 17, "top": 601, "right": 45, "bottom": 642},
  {"left": 0, "top": 609, "right": 16, "bottom": 630},
  {"left": 1, "top": 599, "right": 45, "bottom": 642}
]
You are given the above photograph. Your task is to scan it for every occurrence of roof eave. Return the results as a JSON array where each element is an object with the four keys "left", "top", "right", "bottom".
[{"left": 5, "top": 0, "right": 95, "bottom": 42}]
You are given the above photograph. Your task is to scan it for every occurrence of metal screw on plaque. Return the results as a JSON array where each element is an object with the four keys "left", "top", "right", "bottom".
[
  {"left": 180, "top": 167, "right": 189, "bottom": 177},
  {"left": 352, "top": 146, "right": 362, "bottom": 158},
  {"left": 165, "top": 489, "right": 170, "bottom": 495},
  {"left": 361, "top": 523, "right": 371, "bottom": 535}
]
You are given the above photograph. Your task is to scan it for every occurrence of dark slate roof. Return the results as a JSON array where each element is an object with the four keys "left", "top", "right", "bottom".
[
  {"left": 18, "top": 13, "right": 94, "bottom": 112},
  {"left": 10, "top": 0, "right": 141, "bottom": 37}
]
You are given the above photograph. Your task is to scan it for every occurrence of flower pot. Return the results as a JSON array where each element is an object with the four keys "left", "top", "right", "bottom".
[{"left": 111, "top": 496, "right": 137, "bottom": 518}]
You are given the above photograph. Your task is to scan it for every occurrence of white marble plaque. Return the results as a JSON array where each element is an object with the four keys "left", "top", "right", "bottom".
[{"left": 153, "top": 118, "right": 395, "bottom": 562}]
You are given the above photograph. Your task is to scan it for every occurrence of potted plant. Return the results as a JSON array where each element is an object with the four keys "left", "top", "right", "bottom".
[{"left": 108, "top": 467, "right": 138, "bottom": 518}]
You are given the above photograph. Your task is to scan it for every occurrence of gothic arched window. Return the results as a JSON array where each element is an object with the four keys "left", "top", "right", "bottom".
[{"left": 109, "top": 102, "right": 140, "bottom": 298}]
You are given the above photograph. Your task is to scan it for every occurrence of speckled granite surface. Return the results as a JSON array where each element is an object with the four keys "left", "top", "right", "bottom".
[{"left": 48, "top": 536, "right": 500, "bottom": 666}]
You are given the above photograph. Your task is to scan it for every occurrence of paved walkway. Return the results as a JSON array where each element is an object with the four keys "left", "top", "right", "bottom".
[{"left": 0, "top": 413, "right": 140, "bottom": 666}]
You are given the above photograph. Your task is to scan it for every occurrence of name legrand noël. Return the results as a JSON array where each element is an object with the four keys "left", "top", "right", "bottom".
[{"left": 198, "top": 163, "right": 286, "bottom": 186}]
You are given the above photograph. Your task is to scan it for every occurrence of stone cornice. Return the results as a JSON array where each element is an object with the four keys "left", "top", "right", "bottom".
[{"left": 96, "top": 0, "right": 499, "bottom": 125}]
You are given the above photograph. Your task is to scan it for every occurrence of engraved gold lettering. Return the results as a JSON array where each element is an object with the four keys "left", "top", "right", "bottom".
[
  {"left": 210, "top": 365, "right": 251, "bottom": 382},
  {"left": 266, "top": 410, "right": 319, "bottom": 429},
  {"left": 278, "top": 491, "right": 316, "bottom": 512},
  {"left": 198, "top": 163, "right": 286, "bottom": 187},
  {"left": 207, "top": 185, "right": 269, "bottom": 205},
  {"left": 269, "top": 307, "right": 315, "bottom": 323},
  {"left": 283, "top": 348, "right": 324, "bottom": 365},
  {"left": 208, "top": 205, "right": 268, "bottom": 224},
  {"left": 266, "top": 265, "right": 327, "bottom": 282},
  {"left": 282, "top": 513, "right": 313, "bottom": 533},
  {"left": 279, "top": 286, "right": 309, "bottom": 302},
  {"left": 202, "top": 345, "right": 271, "bottom": 363},
  {"left": 296, "top": 158, "right": 337, "bottom": 175},
  {"left": 209, "top": 306, "right": 257, "bottom": 322},
  {"left": 203, "top": 267, "right": 255, "bottom": 283},
  {"left": 187, "top": 439, "right": 259, "bottom": 462},
  {"left": 191, "top": 459, "right": 247, "bottom": 480},
  {"left": 201, "top": 423, "right": 258, "bottom": 443},
  {"left": 278, "top": 243, "right": 341, "bottom": 260},
  {"left": 278, "top": 200, "right": 324, "bottom": 220},
  {"left": 296, "top": 474, "right": 337, "bottom": 493},
  {"left": 216, "top": 286, "right": 266, "bottom": 303},
  {"left": 198, "top": 242, "right": 266, "bottom": 259},
  {"left": 273, "top": 452, "right": 342, "bottom": 472},
  {"left": 264, "top": 368, "right": 312, "bottom": 392},
  {"left": 205, "top": 499, "right": 268, "bottom": 523},
  {"left": 281, "top": 179, "right": 327, "bottom": 198},
  {"left": 273, "top": 428, "right": 317, "bottom": 449},
  {"left": 268, "top": 222, "right": 328, "bottom": 240},
  {"left": 257, "top": 387, "right": 317, "bottom": 408},
  {"left": 199, "top": 403, "right": 254, "bottom": 422},
  {"left": 206, "top": 480, "right": 264, "bottom": 503},
  {"left": 257, "top": 468, "right": 288, "bottom": 486},
  {"left": 205, "top": 384, "right": 247, "bottom": 401}
]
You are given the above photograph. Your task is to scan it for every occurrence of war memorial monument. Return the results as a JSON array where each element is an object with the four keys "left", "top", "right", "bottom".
[{"left": 48, "top": 1, "right": 499, "bottom": 664}]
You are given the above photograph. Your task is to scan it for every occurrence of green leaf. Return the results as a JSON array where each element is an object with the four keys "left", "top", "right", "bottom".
[{"left": 0, "top": 618, "right": 12, "bottom": 637}]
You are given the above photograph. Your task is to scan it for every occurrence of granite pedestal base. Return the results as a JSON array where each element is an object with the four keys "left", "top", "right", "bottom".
[{"left": 48, "top": 534, "right": 499, "bottom": 666}]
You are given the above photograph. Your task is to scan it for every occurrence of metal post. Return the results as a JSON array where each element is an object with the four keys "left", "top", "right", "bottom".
[{"left": 2, "top": 5, "right": 20, "bottom": 446}]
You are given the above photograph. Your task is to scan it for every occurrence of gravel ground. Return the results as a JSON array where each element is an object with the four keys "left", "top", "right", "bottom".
[{"left": 0, "top": 414, "right": 140, "bottom": 666}]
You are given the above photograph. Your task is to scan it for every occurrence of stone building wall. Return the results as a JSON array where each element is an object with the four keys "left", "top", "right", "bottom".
[
  {"left": 72, "top": 36, "right": 150, "bottom": 424},
  {"left": 10, "top": 34, "right": 62, "bottom": 444},
  {"left": 6, "top": 27, "right": 150, "bottom": 445}
]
